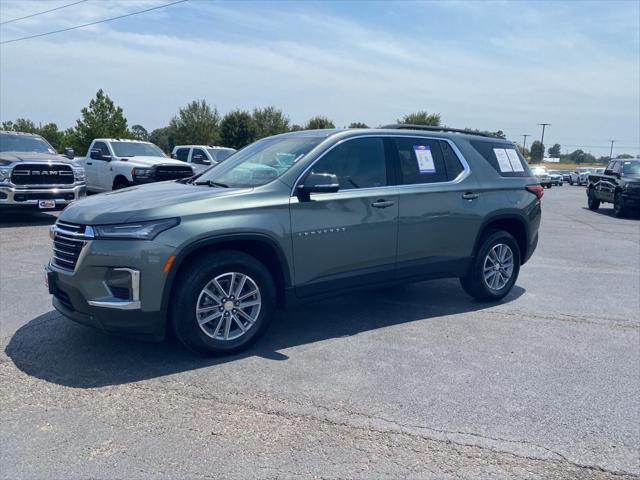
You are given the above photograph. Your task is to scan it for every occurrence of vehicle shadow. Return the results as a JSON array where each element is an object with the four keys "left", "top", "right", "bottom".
[
  {"left": 0, "top": 210, "right": 58, "bottom": 228},
  {"left": 581, "top": 206, "right": 640, "bottom": 220},
  {"left": 5, "top": 279, "right": 524, "bottom": 389}
]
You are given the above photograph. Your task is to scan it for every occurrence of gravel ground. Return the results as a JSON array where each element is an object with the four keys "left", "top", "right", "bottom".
[{"left": 1, "top": 185, "right": 638, "bottom": 479}]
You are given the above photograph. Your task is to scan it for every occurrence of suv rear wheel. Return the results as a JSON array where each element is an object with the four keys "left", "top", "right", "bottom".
[
  {"left": 171, "top": 250, "right": 276, "bottom": 355},
  {"left": 587, "top": 188, "right": 600, "bottom": 210},
  {"left": 460, "top": 230, "right": 521, "bottom": 302}
]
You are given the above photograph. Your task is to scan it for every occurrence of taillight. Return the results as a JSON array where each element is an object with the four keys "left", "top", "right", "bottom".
[{"left": 526, "top": 184, "right": 544, "bottom": 200}]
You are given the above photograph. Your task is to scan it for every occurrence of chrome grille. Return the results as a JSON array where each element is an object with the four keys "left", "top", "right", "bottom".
[
  {"left": 11, "top": 163, "right": 74, "bottom": 186},
  {"left": 51, "top": 221, "right": 90, "bottom": 271}
]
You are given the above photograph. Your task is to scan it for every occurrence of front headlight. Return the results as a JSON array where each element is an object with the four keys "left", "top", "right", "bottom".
[
  {"left": 0, "top": 166, "right": 11, "bottom": 184},
  {"left": 72, "top": 165, "right": 86, "bottom": 182},
  {"left": 132, "top": 168, "right": 154, "bottom": 179},
  {"left": 93, "top": 218, "right": 180, "bottom": 240}
]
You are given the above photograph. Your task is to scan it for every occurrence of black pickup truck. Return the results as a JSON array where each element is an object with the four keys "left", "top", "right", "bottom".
[{"left": 587, "top": 158, "right": 640, "bottom": 217}]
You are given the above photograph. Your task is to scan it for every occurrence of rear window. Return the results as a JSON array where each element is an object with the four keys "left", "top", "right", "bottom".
[{"left": 470, "top": 140, "right": 531, "bottom": 177}]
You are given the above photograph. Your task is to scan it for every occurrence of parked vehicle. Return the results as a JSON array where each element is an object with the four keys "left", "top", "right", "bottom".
[
  {"left": 569, "top": 167, "right": 592, "bottom": 186},
  {"left": 531, "top": 166, "right": 552, "bottom": 188},
  {"left": 0, "top": 131, "right": 86, "bottom": 210},
  {"left": 587, "top": 159, "right": 640, "bottom": 217},
  {"left": 79, "top": 139, "right": 194, "bottom": 192},
  {"left": 45, "top": 125, "right": 542, "bottom": 355},
  {"left": 560, "top": 170, "right": 572, "bottom": 182},
  {"left": 548, "top": 170, "right": 564, "bottom": 186},
  {"left": 171, "top": 145, "right": 236, "bottom": 173}
]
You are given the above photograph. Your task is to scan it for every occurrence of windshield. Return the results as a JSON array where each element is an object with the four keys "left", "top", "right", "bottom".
[
  {"left": 622, "top": 161, "right": 640, "bottom": 176},
  {"left": 208, "top": 148, "right": 235, "bottom": 162},
  {"left": 197, "top": 136, "right": 324, "bottom": 188},
  {"left": 577, "top": 168, "right": 592, "bottom": 173},
  {"left": 0, "top": 133, "right": 56, "bottom": 154},
  {"left": 111, "top": 141, "right": 166, "bottom": 157}
]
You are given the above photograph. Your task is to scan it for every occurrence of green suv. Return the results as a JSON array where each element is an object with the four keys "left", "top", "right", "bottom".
[{"left": 45, "top": 126, "right": 542, "bottom": 355}]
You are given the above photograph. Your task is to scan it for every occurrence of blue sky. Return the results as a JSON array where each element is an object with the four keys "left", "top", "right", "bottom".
[{"left": 1, "top": 0, "right": 639, "bottom": 155}]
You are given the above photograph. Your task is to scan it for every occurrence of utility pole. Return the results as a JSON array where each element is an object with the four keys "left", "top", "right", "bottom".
[
  {"left": 522, "top": 134, "right": 531, "bottom": 150},
  {"left": 537, "top": 123, "right": 551, "bottom": 147},
  {"left": 609, "top": 140, "right": 615, "bottom": 161}
]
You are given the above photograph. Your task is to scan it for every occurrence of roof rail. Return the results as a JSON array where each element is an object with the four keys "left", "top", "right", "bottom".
[{"left": 380, "top": 124, "right": 501, "bottom": 139}]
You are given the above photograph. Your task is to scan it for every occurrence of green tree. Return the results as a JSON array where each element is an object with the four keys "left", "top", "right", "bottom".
[
  {"left": 149, "top": 126, "right": 176, "bottom": 153},
  {"left": 71, "top": 89, "right": 130, "bottom": 155},
  {"left": 548, "top": 143, "right": 561, "bottom": 157},
  {"left": 38, "top": 123, "right": 65, "bottom": 150},
  {"left": 517, "top": 145, "right": 530, "bottom": 159},
  {"left": 617, "top": 154, "right": 634, "bottom": 159},
  {"left": 169, "top": 99, "right": 220, "bottom": 145},
  {"left": 529, "top": 140, "right": 545, "bottom": 163},
  {"left": 252, "top": 106, "right": 290, "bottom": 139},
  {"left": 1, "top": 118, "right": 38, "bottom": 133},
  {"left": 398, "top": 111, "right": 441, "bottom": 126},
  {"left": 220, "top": 110, "right": 257, "bottom": 149},
  {"left": 289, "top": 124, "right": 303, "bottom": 132},
  {"left": 131, "top": 124, "right": 149, "bottom": 141},
  {"left": 348, "top": 122, "right": 369, "bottom": 128},
  {"left": 306, "top": 116, "right": 335, "bottom": 129},
  {"left": 569, "top": 149, "right": 586, "bottom": 164}
]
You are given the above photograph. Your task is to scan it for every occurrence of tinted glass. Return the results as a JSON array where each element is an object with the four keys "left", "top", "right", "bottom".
[
  {"left": 93, "top": 142, "right": 110, "bottom": 159},
  {"left": 622, "top": 161, "right": 640, "bottom": 175},
  {"left": 470, "top": 140, "right": 531, "bottom": 177},
  {"left": 111, "top": 141, "right": 165, "bottom": 157},
  {"left": 0, "top": 133, "right": 56, "bottom": 154},
  {"left": 311, "top": 137, "right": 387, "bottom": 189},
  {"left": 198, "top": 135, "right": 323, "bottom": 188},
  {"left": 208, "top": 148, "right": 235, "bottom": 162},
  {"left": 191, "top": 148, "right": 210, "bottom": 165},
  {"left": 439, "top": 140, "right": 464, "bottom": 180},
  {"left": 175, "top": 148, "right": 190, "bottom": 161},
  {"left": 395, "top": 138, "right": 447, "bottom": 184}
]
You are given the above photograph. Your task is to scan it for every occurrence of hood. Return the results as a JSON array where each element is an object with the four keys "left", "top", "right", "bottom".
[
  {"left": 0, "top": 151, "right": 76, "bottom": 164},
  {"left": 113, "top": 156, "right": 188, "bottom": 167},
  {"left": 59, "top": 181, "right": 250, "bottom": 224}
]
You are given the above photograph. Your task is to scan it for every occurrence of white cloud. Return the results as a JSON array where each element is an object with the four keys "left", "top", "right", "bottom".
[{"left": 0, "top": 0, "right": 638, "bottom": 154}]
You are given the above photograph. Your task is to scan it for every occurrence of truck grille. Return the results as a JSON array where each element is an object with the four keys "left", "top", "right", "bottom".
[
  {"left": 154, "top": 165, "right": 193, "bottom": 182},
  {"left": 11, "top": 163, "right": 74, "bottom": 185},
  {"left": 51, "top": 221, "right": 89, "bottom": 271}
]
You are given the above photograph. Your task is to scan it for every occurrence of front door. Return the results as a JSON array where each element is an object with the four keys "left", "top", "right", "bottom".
[{"left": 290, "top": 137, "right": 398, "bottom": 297}]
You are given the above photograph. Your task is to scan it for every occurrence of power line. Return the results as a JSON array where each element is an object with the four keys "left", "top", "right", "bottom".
[
  {"left": 0, "top": 0, "right": 188, "bottom": 45},
  {"left": 0, "top": 0, "right": 88, "bottom": 25}
]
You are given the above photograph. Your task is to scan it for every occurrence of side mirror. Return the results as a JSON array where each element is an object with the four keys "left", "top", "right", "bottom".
[
  {"left": 192, "top": 154, "right": 211, "bottom": 165},
  {"left": 89, "top": 149, "right": 110, "bottom": 161},
  {"left": 63, "top": 147, "right": 74, "bottom": 159},
  {"left": 171, "top": 153, "right": 177, "bottom": 159},
  {"left": 297, "top": 173, "right": 340, "bottom": 200}
]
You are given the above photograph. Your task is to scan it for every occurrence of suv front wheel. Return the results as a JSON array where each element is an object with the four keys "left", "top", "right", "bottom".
[
  {"left": 460, "top": 230, "right": 521, "bottom": 302},
  {"left": 171, "top": 250, "right": 276, "bottom": 355}
]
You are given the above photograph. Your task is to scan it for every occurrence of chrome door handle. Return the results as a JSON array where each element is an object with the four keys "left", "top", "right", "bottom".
[
  {"left": 371, "top": 199, "right": 394, "bottom": 208},
  {"left": 462, "top": 192, "right": 479, "bottom": 200}
]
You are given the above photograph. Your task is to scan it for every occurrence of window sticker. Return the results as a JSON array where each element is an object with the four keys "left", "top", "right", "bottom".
[
  {"left": 493, "top": 148, "right": 513, "bottom": 172},
  {"left": 505, "top": 149, "right": 524, "bottom": 172},
  {"left": 413, "top": 145, "right": 436, "bottom": 173}
]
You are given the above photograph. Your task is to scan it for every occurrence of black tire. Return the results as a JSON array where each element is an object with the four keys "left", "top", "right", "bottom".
[
  {"left": 460, "top": 230, "right": 521, "bottom": 302},
  {"left": 113, "top": 177, "right": 129, "bottom": 190},
  {"left": 587, "top": 189, "right": 600, "bottom": 211},
  {"left": 569, "top": 179, "right": 574, "bottom": 185},
  {"left": 613, "top": 193, "right": 626, "bottom": 218},
  {"left": 171, "top": 250, "right": 276, "bottom": 356}
]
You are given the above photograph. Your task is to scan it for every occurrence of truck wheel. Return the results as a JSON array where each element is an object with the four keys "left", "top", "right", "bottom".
[
  {"left": 613, "top": 193, "right": 626, "bottom": 218},
  {"left": 569, "top": 179, "right": 574, "bottom": 185},
  {"left": 113, "top": 177, "right": 129, "bottom": 190},
  {"left": 460, "top": 230, "right": 521, "bottom": 302},
  {"left": 587, "top": 189, "right": 600, "bottom": 210},
  {"left": 171, "top": 250, "right": 276, "bottom": 356}
]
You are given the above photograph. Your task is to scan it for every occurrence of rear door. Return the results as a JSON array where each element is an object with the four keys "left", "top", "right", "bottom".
[
  {"left": 393, "top": 137, "right": 483, "bottom": 279},
  {"left": 290, "top": 136, "right": 399, "bottom": 297}
]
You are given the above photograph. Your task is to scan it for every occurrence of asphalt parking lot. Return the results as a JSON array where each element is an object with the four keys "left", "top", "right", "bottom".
[{"left": 1, "top": 185, "right": 638, "bottom": 479}]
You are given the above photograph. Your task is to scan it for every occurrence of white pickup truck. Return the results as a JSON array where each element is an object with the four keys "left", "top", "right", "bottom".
[{"left": 81, "top": 138, "right": 194, "bottom": 192}]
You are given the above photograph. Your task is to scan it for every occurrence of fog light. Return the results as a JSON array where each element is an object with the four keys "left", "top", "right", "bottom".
[{"left": 105, "top": 268, "right": 140, "bottom": 301}]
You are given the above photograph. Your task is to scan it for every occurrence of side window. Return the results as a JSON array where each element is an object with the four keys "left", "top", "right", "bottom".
[
  {"left": 93, "top": 142, "right": 110, "bottom": 159},
  {"left": 310, "top": 137, "right": 387, "bottom": 190},
  {"left": 175, "top": 148, "right": 190, "bottom": 162},
  {"left": 439, "top": 140, "right": 464, "bottom": 180},
  {"left": 611, "top": 162, "right": 621, "bottom": 174},
  {"left": 191, "top": 148, "right": 210, "bottom": 165},
  {"left": 395, "top": 138, "right": 447, "bottom": 184}
]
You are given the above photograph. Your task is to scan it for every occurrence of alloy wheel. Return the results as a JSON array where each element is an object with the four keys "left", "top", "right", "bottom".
[
  {"left": 195, "top": 272, "right": 261, "bottom": 341},
  {"left": 482, "top": 243, "right": 514, "bottom": 291}
]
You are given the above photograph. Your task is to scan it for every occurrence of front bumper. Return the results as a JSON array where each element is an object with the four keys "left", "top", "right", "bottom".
[
  {"left": 0, "top": 183, "right": 86, "bottom": 207},
  {"left": 45, "top": 237, "right": 176, "bottom": 339}
]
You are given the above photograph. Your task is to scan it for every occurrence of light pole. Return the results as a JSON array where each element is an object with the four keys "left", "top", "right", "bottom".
[
  {"left": 537, "top": 123, "right": 551, "bottom": 147},
  {"left": 522, "top": 134, "right": 531, "bottom": 150},
  {"left": 609, "top": 140, "right": 615, "bottom": 161}
]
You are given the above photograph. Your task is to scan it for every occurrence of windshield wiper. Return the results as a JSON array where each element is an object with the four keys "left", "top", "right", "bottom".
[{"left": 194, "top": 180, "right": 229, "bottom": 188}]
